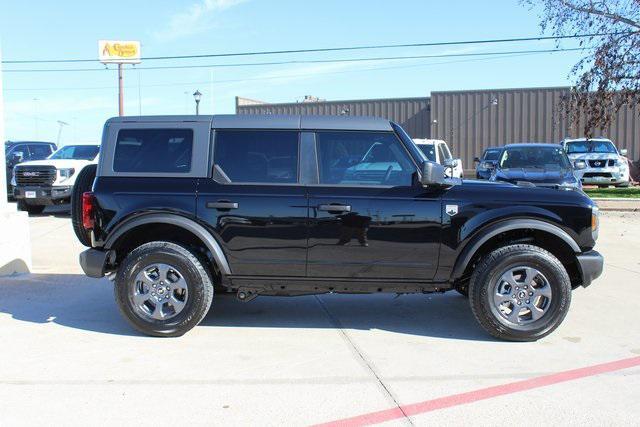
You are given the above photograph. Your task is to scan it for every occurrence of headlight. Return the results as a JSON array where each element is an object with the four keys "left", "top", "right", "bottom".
[
  {"left": 58, "top": 168, "right": 75, "bottom": 181},
  {"left": 591, "top": 205, "right": 599, "bottom": 241},
  {"left": 11, "top": 169, "right": 17, "bottom": 186}
]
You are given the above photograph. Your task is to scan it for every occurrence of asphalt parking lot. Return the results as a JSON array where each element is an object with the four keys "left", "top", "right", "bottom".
[{"left": 1, "top": 206, "right": 639, "bottom": 426}]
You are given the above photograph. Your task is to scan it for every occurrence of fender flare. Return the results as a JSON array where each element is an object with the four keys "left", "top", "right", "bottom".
[
  {"left": 104, "top": 213, "right": 231, "bottom": 276},
  {"left": 451, "top": 219, "right": 580, "bottom": 280}
]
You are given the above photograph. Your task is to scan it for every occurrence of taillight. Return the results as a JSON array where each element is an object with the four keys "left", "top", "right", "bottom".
[{"left": 82, "top": 192, "right": 96, "bottom": 230}]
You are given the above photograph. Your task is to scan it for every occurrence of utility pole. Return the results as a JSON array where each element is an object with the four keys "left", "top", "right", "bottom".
[
  {"left": 118, "top": 63, "right": 124, "bottom": 116},
  {"left": 56, "top": 120, "right": 69, "bottom": 146}
]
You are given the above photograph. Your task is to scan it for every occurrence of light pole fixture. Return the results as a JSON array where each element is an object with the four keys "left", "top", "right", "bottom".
[{"left": 193, "top": 90, "right": 202, "bottom": 115}]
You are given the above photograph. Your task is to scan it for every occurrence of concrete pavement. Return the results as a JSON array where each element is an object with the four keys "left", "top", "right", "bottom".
[{"left": 0, "top": 207, "right": 638, "bottom": 426}]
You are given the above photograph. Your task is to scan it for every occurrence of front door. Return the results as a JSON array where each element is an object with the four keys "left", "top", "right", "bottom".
[
  {"left": 197, "top": 130, "right": 308, "bottom": 277},
  {"left": 307, "top": 130, "right": 442, "bottom": 280}
]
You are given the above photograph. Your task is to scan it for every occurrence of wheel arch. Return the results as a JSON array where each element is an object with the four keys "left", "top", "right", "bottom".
[
  {"left": 452, "top": 219, "right": 582, "bottom": 287},
  {"left": 104, "top": 213, "right": 231, "bottom": 277}
]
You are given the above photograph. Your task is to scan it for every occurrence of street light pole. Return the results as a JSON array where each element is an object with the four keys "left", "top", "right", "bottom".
[
  {"left": 193, "top": 90, "right": 202, "bottom": 115},
  {"left": 118, "top": 64, "right": 124, "bottom": 116}
]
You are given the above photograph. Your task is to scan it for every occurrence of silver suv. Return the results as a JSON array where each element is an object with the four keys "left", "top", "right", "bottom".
[{"left": 562, "top": 138, "right": 630, "bottom": 187}]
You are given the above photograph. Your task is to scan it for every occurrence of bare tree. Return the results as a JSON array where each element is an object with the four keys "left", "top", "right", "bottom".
[{"left": 524, "top": 0, "right": 640, "bottom": 136}]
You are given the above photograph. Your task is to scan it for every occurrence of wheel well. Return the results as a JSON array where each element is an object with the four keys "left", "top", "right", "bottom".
[
  {"left": 110, "top": 223, "right": 223, "bottom": 284},
  {"left": 458, "top": 229, "right": 582, "bottom": 289}
]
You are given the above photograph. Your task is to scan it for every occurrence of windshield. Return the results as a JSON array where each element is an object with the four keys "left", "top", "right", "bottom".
[
  {"left": 484, "top": 149, "right": 501, "bottom": 161},
  {"left": 566, "top": 140, "right": 617, "bottom": 154},
  {"left": 499, "top": 146, "right": 570, "bottom": 169},
  {"left": 49, "top": 145, "right": 99, "bottom": 160},
  {"left": 418, "top": 144, "right": 436, "bottom": 162}
]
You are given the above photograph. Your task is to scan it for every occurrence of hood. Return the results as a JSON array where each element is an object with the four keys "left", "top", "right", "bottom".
[
  {"left": 492, "top": 167, "right": 575, "bottom": 184},
  {"left": 15, "top": 159, "right": 95, "bottom": 169},
  {"left": 567, "top": 152, "right": 618, "bottom": 161}
]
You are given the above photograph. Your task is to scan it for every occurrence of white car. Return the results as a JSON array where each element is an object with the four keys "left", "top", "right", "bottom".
[
  {"left": 413, "top": 139, "right": 464, "bottom": 178},
  {"left": 11, "top": 144, "right": 100, "bottom": 214},
  {"left": 562, "top": 138, "right": 630, "bottom": 187}
]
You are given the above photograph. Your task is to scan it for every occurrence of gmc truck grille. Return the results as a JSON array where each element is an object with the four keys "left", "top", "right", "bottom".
[{"left": 15, "top": 166, "right": 56, "bottom": 186}]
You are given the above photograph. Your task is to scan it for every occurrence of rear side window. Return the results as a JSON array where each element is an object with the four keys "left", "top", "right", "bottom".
[
  {"left": 214, "top": 130, "right": 299, "bottom": 184},
  {"left": 114, "top": 129, "right": 193, "bottom": 173}
]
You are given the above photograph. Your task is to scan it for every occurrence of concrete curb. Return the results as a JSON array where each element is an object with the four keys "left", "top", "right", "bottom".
[{"left": 592, "top": 198, "right": 640, "bottom": 212}]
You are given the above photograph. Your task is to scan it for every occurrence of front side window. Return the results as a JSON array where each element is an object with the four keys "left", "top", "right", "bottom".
[
  {"left": 29, "top": 144, "right": 53, "bottom": 159},
  {"left": 316, "top": 131, "right": 415, "bottom": 186},
  {"left": 214, "top": 130, "right": 299, "bottom": 183},
  {"left": 484, "top": 149, "right": 501, "bottom": 161},
  {"left": 50, "top": 145, "right": 100, "bottom": 160},
  {"left": 114, "top": 129, "right": 192, "bottom": 173}
]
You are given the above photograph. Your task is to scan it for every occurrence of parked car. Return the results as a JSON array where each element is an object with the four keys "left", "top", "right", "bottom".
[
  {"left": 562, "top": 138, "right": 630, "bottom": 187},
  {"left": 474, "top": 147, "right": 502, "bottom": 179},
  {"left": 4, "top": 141, "right": 57, "bottom": 197},
  {"left": 12, "top": 144, "right": 100, "bottom": 214},
  {"left": 489, "top": 143, "right": 582, "bottom": 188},
  {"left": 74, "top": 115, "right": 602, "bottom": 341},
  {"left": 413, "top": 139, "right": 464, "bottom": 178}
]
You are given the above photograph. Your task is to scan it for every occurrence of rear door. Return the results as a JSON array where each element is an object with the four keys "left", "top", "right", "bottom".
[
  {"left": 306, "top": 130, "right": 442, "bottom": 280},
  {"left": 196, "top": 130, "right": 308, "bottom": 277}
]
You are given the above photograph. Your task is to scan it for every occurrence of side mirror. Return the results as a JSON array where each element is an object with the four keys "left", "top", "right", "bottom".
[
  {"left": 473, "top": 157, "right": 480, "bottom": 163},
  {"left": 481, "top": 161, "right": 495, "bottom": 170},
  {"left": 11, "top": 151, "right": 24, "bottom": 165},
  {"left": 444, "top": 158, "right": 458, "bottom": 168},
  {"left": 574, "top": 160, "right": 587, "bottom": 170},
  {"left": 420, "top": 161, "right": 446, "bottom": 186},
  {"left": 620, "top": 148, "right": 628, "bottom": 156}
]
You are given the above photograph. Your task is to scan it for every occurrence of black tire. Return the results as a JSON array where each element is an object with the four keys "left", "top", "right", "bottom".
[
  {"left": 115, "top": 241, "right": 214, "bottom": 337},
  {"left": 17, "top": 200, "right": 46, "bottom": 215},
  {"left": 468, "top": 244, "right": 571, "bottom": 342},
  {"left": 71, "top": 164, "right": 97, "bottom": 247}
]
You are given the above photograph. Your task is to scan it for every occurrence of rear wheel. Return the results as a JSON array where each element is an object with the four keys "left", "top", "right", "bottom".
[
  {"left": 71, "top": 164, "right": 97, "bottom": 247},
  {"left": 469, "top": 244, "right": 571, "bottom": 342},
  {"left": 17, "top": 200, "right": 45, "bottom": 215},
  {"left": 115, "top": 241, "right": 214, "bottom": 337}
]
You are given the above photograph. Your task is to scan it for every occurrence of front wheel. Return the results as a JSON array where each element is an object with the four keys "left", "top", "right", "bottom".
[
  {"left": 469, "top": 244, "right": 571, "bottom": 342},
  {"left": 115, "top": 241, "right": 214, "bottom": 337}
]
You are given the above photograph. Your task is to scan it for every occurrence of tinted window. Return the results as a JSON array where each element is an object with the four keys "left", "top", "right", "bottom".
[
  {"left": 437, "top": 145, "right": 448, "bottom": 165},
  {"left": 316, "top": 131, "right": 415, "bottom": 186},
  {"left": 214, "top": 130, "right": 298, "bottom": 183},
  {"left": 114, "top": 129, "right": 192, "bottom": 173},
  {"left": 499, "top": 146, "right": 570, "bottom": 169},
  {"left": 29, "top": 144, "right": 53, "bottom": 159},
  {"left": 50, "top": 145, "right": 100, "bottom": 160},
  {"left": 418, "top": 144, "right": 436, "bottom": 162},
  {"left": 484, "top": 149, "right": 501, "bottom": 161}
]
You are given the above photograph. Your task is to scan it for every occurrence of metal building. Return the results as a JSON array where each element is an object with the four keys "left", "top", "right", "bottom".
[{"left": 236, "top": 87, "right": 640, "bottom": 170}]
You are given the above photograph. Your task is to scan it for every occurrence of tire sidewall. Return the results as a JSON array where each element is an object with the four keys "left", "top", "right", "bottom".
[{"left": 115, "top": 243, "right": 211, "bottom": 336}]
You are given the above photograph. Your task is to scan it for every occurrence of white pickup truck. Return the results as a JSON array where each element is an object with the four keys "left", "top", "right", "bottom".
[
  {"left": 12, "top": 144, "right": 100, "bottom": 214},
  {"left": 413, "top": 139, "right": 464, "bottom": 178}
]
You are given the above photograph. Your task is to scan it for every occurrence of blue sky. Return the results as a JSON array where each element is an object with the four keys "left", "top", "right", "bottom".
[{"left": 1, "top": 0, "right": 587, "bottom": 144}]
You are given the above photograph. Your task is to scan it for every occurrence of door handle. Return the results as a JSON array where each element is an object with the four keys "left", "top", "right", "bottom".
[
  {"left": 206, "top": 201, "right": 239, "bottom": 210},
  {"left": 318, "top": 204, "right": 351, "bottom": 213}
]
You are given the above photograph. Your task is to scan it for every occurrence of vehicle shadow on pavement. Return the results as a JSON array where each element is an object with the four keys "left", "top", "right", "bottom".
[{"left": 0, "top": 274, "right": 491, "bottom": 341}]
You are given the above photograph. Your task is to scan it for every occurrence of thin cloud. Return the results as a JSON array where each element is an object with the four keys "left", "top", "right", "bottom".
[{"left": 154, "top": 0, "right": 247, "bottom": 41}]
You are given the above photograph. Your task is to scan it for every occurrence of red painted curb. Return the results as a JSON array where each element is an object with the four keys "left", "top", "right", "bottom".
[{"left": 314, "top": 356, "right": 640, "bottom": 427}]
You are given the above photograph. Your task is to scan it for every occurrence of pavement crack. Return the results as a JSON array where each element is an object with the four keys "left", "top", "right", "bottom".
[{"left": 314, "top": 295, "right": 414, "bottom": 426}]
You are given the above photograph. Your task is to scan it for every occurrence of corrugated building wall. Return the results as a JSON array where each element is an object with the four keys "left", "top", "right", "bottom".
[
  {"left": 236, "top": 87, "right": 640, "bottom": 170},
  {"left": 236, "top": 96, "right": 431, "bottom": 138}
]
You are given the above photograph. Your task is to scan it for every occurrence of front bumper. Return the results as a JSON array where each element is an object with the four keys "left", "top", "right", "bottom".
[
  {"left": 13, "top": 186, "right": 72, "bottom": 205},
  {"left": 576, "top": 167, "right": 629, "bottom": 185},
  {"left": 79, "top": 248, "right": 115, "bottom": 278},
  {"left": 576, "top": 250, "right": 604, "bottom": 287}
]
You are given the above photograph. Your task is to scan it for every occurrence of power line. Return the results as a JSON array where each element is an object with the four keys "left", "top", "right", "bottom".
[
  {"left": 2, "top": 50, "right": 567, "bottom": 92},
  {"left": 0, "top": 31, "right": 625, "bottom": 64},
  {"left": 2, "top": 46, "right": 588, "bottom": 73}
]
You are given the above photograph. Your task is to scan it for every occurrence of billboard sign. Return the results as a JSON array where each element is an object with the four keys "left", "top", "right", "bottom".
[{"left": 98, "top": 40, "right": 141, "bottom": 64}]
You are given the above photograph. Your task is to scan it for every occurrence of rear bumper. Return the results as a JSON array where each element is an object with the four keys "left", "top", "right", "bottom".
[
  {"left": 79, "top": 248, "right": 114, "bottom": 278},
  {"left": 576, "top": 250, "right": 604, "bottom": 287}
]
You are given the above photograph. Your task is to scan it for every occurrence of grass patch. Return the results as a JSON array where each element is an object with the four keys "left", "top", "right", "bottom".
[{"left": 584, "top": 187, "right": 640, "bottom": 199}]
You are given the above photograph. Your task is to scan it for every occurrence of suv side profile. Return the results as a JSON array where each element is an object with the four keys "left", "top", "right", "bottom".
[{"left": 76, "top": 115, "right": 604, "bottom": 341}]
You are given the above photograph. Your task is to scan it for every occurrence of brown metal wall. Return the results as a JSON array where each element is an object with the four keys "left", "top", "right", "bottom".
[
  {"left": 236, "top": 97, "right": 431, "bottom": 138},
  {"left": 431, "top": 87, "right": 640, "bottom": 169}
]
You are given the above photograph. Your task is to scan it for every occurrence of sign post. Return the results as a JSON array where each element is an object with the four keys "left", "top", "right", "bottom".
[{"left": 98, "top": 40, "right": 141, "bottom": 116}]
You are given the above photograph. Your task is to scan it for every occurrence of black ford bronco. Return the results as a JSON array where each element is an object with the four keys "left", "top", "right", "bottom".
[{"left": 73, "top": 115, "right": 603, "bottom": 341}]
